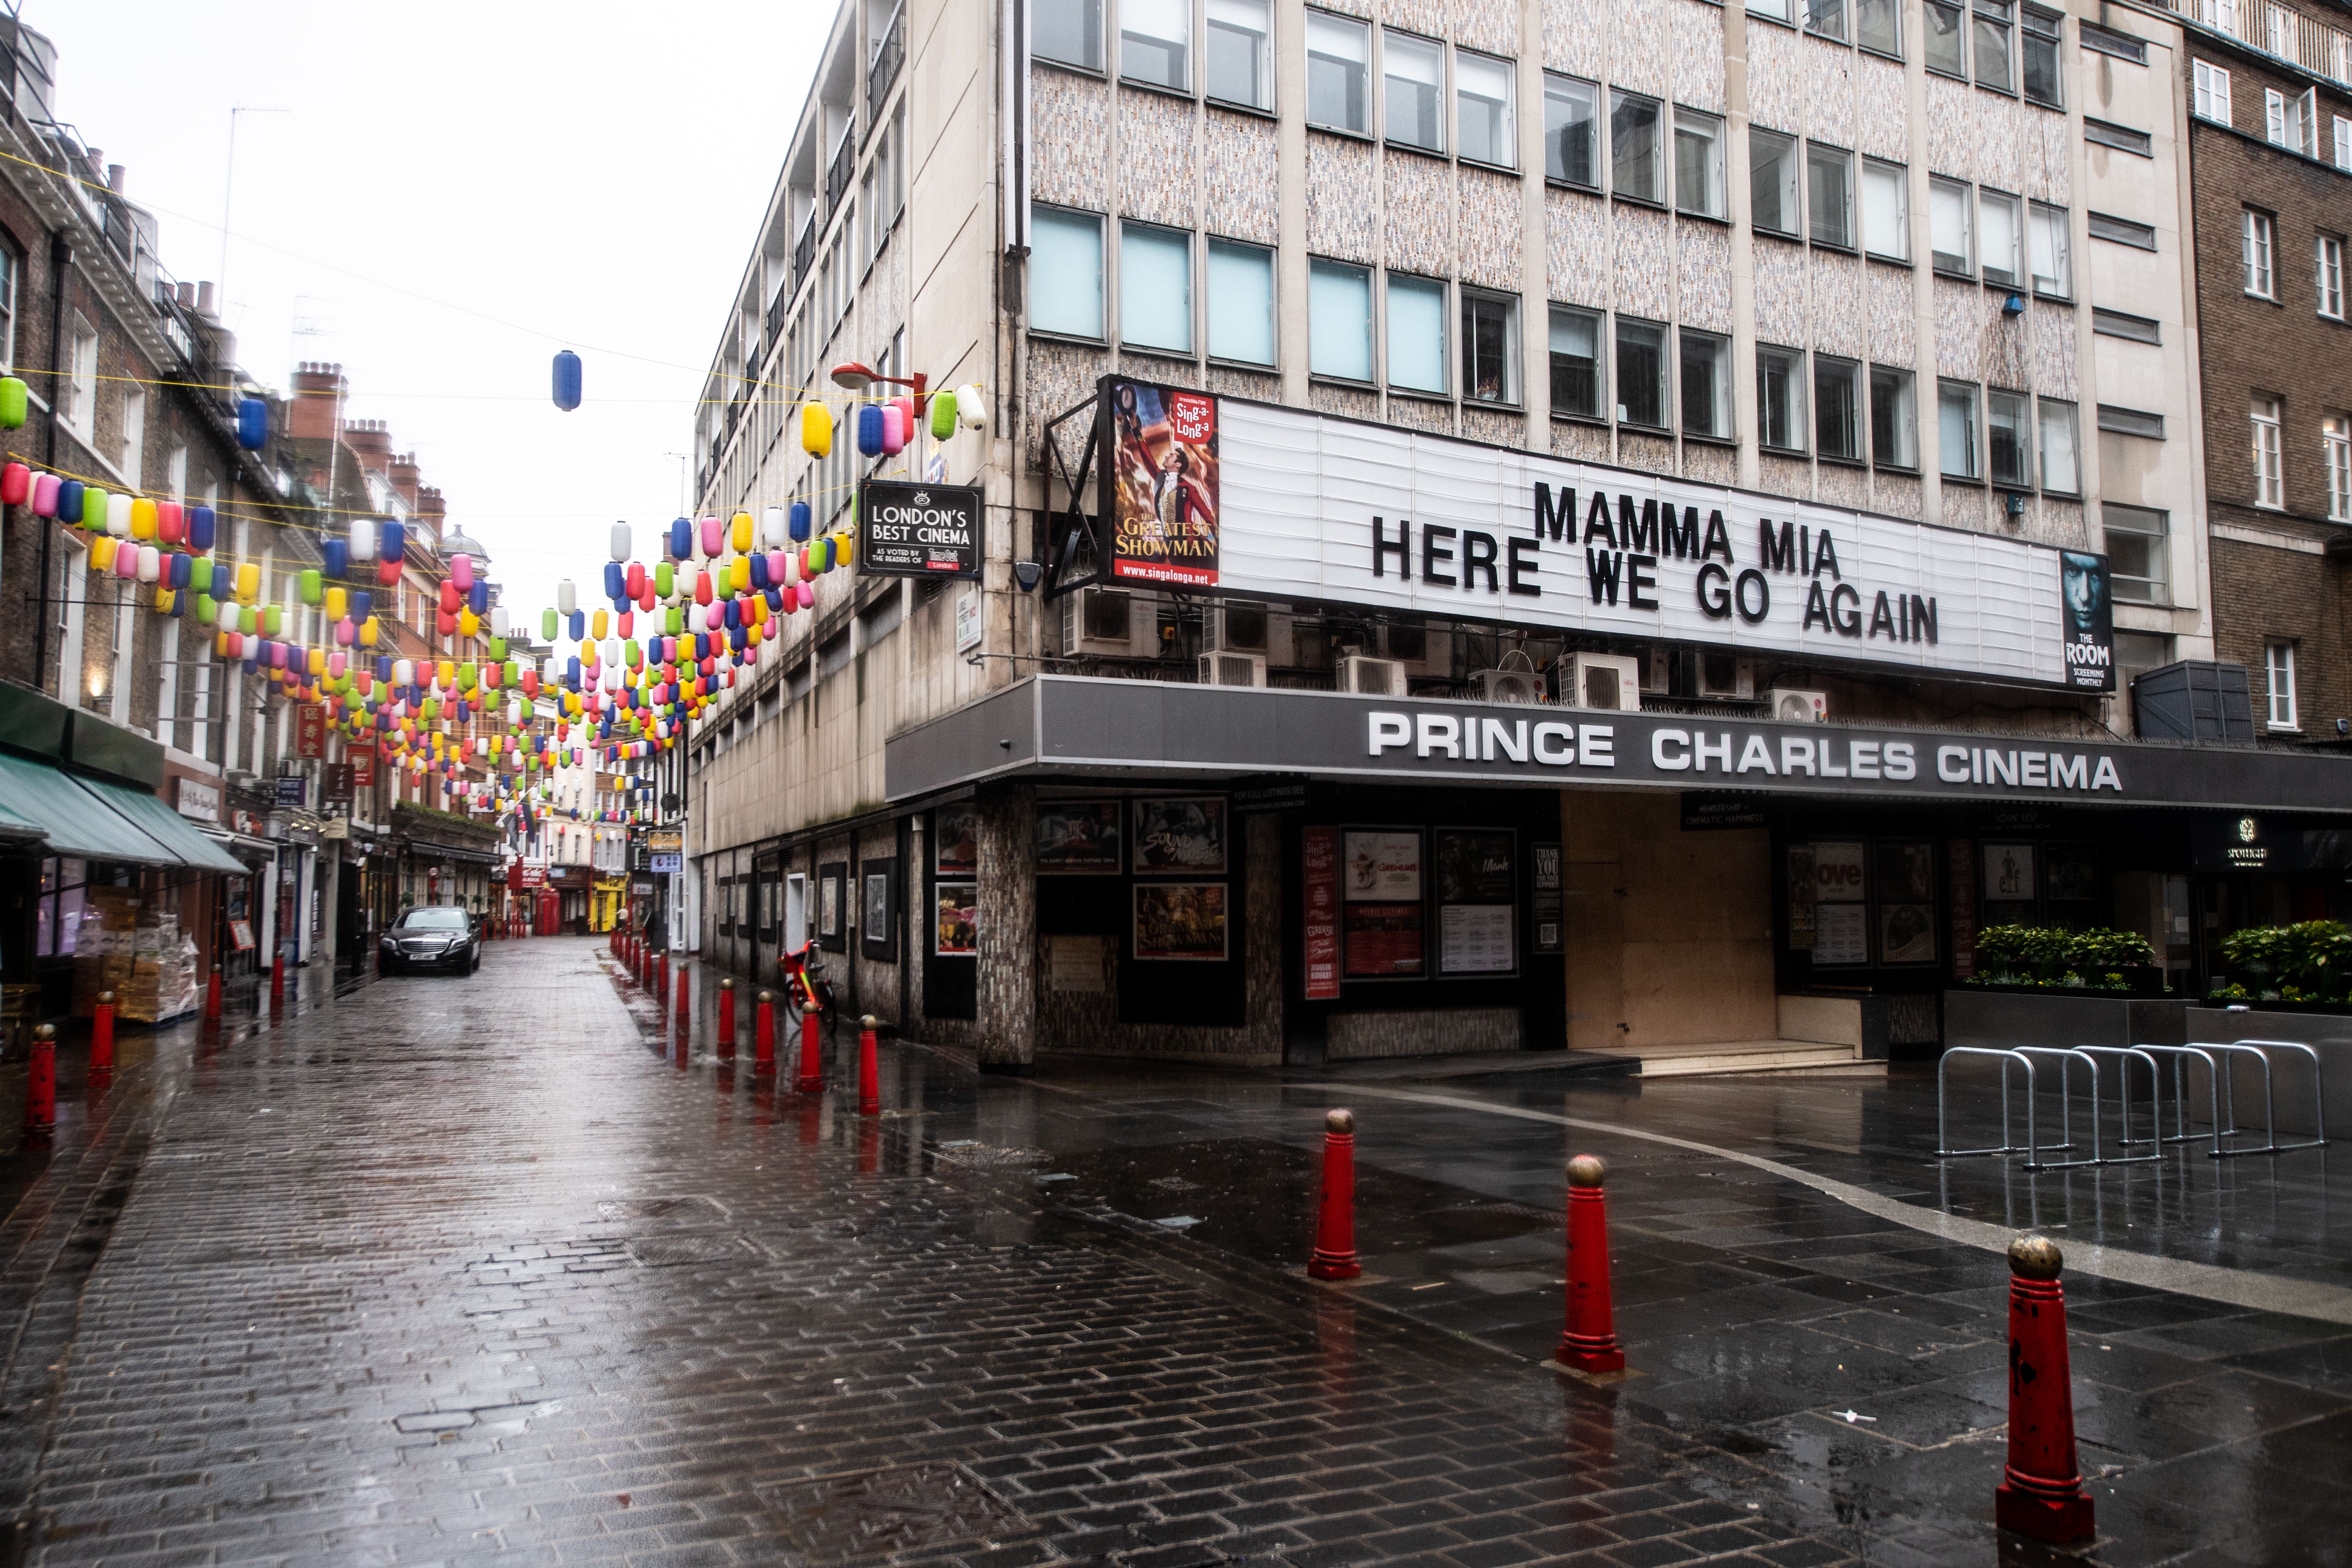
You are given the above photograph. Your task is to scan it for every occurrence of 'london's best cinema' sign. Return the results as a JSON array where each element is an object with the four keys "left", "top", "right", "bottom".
[{"left": 1098, "top": 377, "right": 2114, "bottom": 691}]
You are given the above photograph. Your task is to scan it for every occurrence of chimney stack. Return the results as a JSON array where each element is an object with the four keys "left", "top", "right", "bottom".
[
  {"left": 106, "top": 163, "right": 125, "bottom": 194},
  {"left": 196, "top": 281, "right": 215, "bottom": 316},
  {"left": 342, "top": 418, "right": 394, "bottom": 475},
  {"left": 288, "top": 361, "right": 348, "bottom": 442},
  {"left": 388, "top": 451, "right": 421, "bottom": 509}
]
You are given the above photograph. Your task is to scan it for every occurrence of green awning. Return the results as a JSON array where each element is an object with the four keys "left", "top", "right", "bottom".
[
  {"left": 0, "top": 750, "right": 151, "bottom": 861},
  {"left": 77, "top": 778, "right": 246, "bottom": 874}
]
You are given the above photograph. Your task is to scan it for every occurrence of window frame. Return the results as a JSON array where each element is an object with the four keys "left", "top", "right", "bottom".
[
  {"left": 1307, "top": 256, "right": 1374, "bottom": 382},
  {"left": 1937, "top": 379, "right": 1983, "bottom": 481},
  {"left": 2251, "top": 393, "right": 2285, "bottom": 508},
  {"left": 1678, "top": 326, "right": 1733, "bottom": 440},
  {"left": 1118, "top": 219, "right": 1195, "bottom": 356},
  {"left": 1205, "top": 0, "right": 1275, "bottom": 111},
  {"left": 2192, "top": 59, "right": 2232, "bottom": 125},
  {"left": 2243, "top": 208, "right": 2276, "bottom": 299},
  {"left": 1978, "top": 188, "right": 2024, "bottom": 288},
  {"left": 65, "top": 317, "right": 98, "bottom": 435},
  {"left": 1929, "top": 176, "right": 1975, "bottom": 278},
  {"left": 1987, "top": 387, "right": 2032, "bottom": 487},
  {"left": 1119, "top": 0, "right": 1193, "bottom": 92},
  {"left": 2266, "top": 641, "right": 2299, "bottom": 731},
  {"left": 1385, "top": 271, "right": 1451, "bottom": 396},
  {"left": 1674, "top": 107, "right": 1729, "bottom": 221},
  {"left": 1972, "top": 0, "right": 2015, "bottom": 94},
  {"left": 1027, "top": 204, "right": 1108, "bottom": 341},
  {"left": 1548, "top": 303, "right": 1606, "bottom": 422},
  {"left": 1815, "top": 354, "right": 1865, "bottom": 463},
  {"left": 1806, "top": 142, "right": 1855, "bottom": 250},
  {"left": 1750, "top": 128, "right": 1802, "bottom": 238},
  {"left": 2325, "top": 413, "right": 2352, "bottom": 523},
  {"left": 1461, "top": 288, "right": 1521, "bottom": 406},
  {"left": 1857, "top": 0, "right": 1903, "bottom": 57},
  {"left": 1382, "top": 29, "right": 1449, "bottom": 156},
  {"left": 1808, "top": 0, "right": 1847, "bottom": 42},
  {"left": 1610, "top": 89, "right": 1666, "bottom": 205},
  {"left": 1869, "top": 363, "right": 1918, "bottom": 470},
  {"left": 1757, "top": 343, "right": 1810, "bottom": 454},
  {"left": 1304, "top": 9, "right": 1371, "bottom": 135},
  {"left": 1924, "top": 0, "right": 1967, "bottom": 78},
  {"left": 1032, "top": 0, "right": 1105, "bottom": 73},
  {"left": 2037, "top": 397, "right": 2080, "bottom": 494},
  {"left": 2317, "top": 233, "right": 2345, "bottom": 321},
  {"left": 2020, "top": 4, "right": 2063, "bottom": 108},
  {"left": 1859, "top": 156, "right": 1910, "bottom": 261},
  {"left": 1205, "top": 235, "right": 1277, "bottom": 367},
  {"left": 2028, "top": 201, "right": 2072, "bottom": 298},
  {"left": 2103, "top": 503, "right": 2170, "bottom": 605},
  {"left": 1455, "top": 47, "right": 1516, "bottom": 169},
  {"left": 0, "top": 246, "right": 15, "bottom": 374},
  {"left": 1543, "top": 72, "right": 1602, "bottom": 189},
  {"left": 1614, "top": 316, "right": 1670, "bottom": 429},
  {"left": 1748, "top": 0, "right": 1798, "bottom": 26}
]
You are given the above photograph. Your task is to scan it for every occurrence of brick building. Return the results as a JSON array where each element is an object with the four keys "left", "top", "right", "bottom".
[{"left": 2160, "top": 0, "right": 2352, "bottom": 746}]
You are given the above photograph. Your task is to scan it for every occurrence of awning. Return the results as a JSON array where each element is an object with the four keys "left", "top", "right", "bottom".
[
  {"left": 81, "top": 779, "right": 247, "bottom": 873},
  {"left": 198, "top": 826, "right": 280, "bottom": 863},
  {"left": 0, "top": 751, "right": 160, "bottom": 862},
  {"left": 406, "top": 837, "right": 504, "bottom": 868}
]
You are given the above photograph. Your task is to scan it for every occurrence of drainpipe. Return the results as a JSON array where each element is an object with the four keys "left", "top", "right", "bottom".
[{"left": 33, "top": 230, "right": 72, "bottom": 695}]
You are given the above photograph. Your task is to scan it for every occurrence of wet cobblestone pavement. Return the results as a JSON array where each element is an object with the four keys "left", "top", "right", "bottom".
[{"left": 0, "top": 939, "right": 2344, "bottom": 1567}]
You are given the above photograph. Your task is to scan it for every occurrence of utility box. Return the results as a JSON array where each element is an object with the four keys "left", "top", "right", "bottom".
[{"left": 2131, "top": 660, "right": 2255, "bottom": 743}]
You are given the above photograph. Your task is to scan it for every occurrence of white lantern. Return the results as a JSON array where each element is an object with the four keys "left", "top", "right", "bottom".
[
  {"left": 556, "top": 579, "right": 576, "bottom": 616},
  {"left": 954, "top": 383, "right": 988, "bottom": 429},
  {"left": 610, "top": 521, "right": 631, "bottom": 562},
  {"left": 761, "top": 506, "right": 786, "bottom": 549},
  {"left": 350, "top": 516, "right": 377, "bottom": 562}
]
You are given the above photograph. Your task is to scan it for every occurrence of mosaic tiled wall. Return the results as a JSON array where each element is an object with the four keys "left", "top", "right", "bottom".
[
  {"left": 1307, "top": 135, "right": 1377, "bottom": 263},
  {"left": 1546, "top": 190, "right": 1610, "bottom": 307},
  {"left": 1457, "top": 167, "right": 1522, "bottom": 291},
  {"left": 1552, "top": 420, "right": 1611, "bottom": 462},
  {"left": 1461, "top": 406, "right": 1526, "bottom": 447},
  {"left": 1673, "top": 5, "right": 1725, "bottom": 113},
  {"left": 1613, "top": 206, "right": 1671, "bottom": 321},
  {"left": 1542, "top": 0, "right": 1602, "bottom": 77},
  {"left": 1683, "top": 442, "right": 1738, "bottom": 486},
  {"left": 1024, "top": 339, "right": 1106, "bottom": 466},
  {"left": 1203, "top": 113, "right": 1278, "bottom": 244},
  {"left": 1385, "top": 152, "right": 1455, "bottom": 275},
  {"left": 1032, "top": 69, "right": 1108, "bottom": 210},
  {"left": 1119, "top": 88, "right": 1196, "bottom": 228},
  {"left": 1390, "top": 394, "right": 1457, "bottom": 435},
  {"left": 1677, "top": 226, "right": 1732, "bottom": 334}
]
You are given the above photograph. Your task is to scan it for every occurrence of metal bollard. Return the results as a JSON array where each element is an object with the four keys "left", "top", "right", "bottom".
[
  {"left": 1307, "top": 1110, "right": 1362, "bottom": 1279},
  {"left": 857, "top": 1015, "right": 880, "bottom": 1116},
  {"left": 23, "top": 1024, "right": 55, "bottom": 1134},
  {"left": 1995, "top": 1236, "right": 2096, "bottom": 1543},
  {"left": 90, "top": 990, "right": 116, "bottom": 1083},
  {"left": 1555, "top": 1155, "right": 1625, "bottom": 1374}
]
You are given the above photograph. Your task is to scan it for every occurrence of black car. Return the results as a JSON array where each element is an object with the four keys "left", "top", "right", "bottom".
[{"left": 379, "top": 907, "right": 482, "bottom": 976}]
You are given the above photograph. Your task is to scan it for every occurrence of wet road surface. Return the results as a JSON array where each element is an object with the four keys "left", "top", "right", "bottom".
[{"left": 0, "top": 938, "right": 2343, "bottom": 1566}]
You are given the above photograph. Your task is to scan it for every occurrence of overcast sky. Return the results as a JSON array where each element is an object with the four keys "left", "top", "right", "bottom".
[{"left": 38, "top": 0, "right": 819, "bottom": 622}]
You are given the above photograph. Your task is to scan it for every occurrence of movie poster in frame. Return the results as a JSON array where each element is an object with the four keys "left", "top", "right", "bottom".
[
  {"left": 1132, "top": 882, "right": 1229, "bottom": 961},
  {"left": 1132, "top": 797, "right": 1227, "bottom": 873},
  {"left": 934, "top": 804, "right": 980, "bottom": 878},
  {"left": 934, "top": 882, "right": 978, "bottom": 956},
  {"left": 1035, "top": 800, "right": 1122, "bottom": 874}
]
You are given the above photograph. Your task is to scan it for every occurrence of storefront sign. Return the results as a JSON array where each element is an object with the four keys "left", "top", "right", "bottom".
[
  {"left": 647, "top": 827, "right": 683, "bottom": 855},
  {"left": 649, "top": 852, "right": 683, "bottom": 873},
  {"left": 2190, "top": 814, "right": 2352, "bottom": 873},
  {"left": 1530, "top": 843, "right": 1563, "bottom": 955},
  {"left": 274, "top": 775, "right": 308, "bottom": 808},
  {"left": 351, "top": 745, "right": 376, "bottom": 788},
  {"left": 1099, "top": 376, "right": 2107, "bottom": 687},
  {"left": 858, "top": 481, "right": 983, "bottom": 578},
  {"left": 955, "top": 587, "right": 983, "bottom": 653},
  {"left": 296, "top": 705, "right": 327, "bottom": 759},
  {"left": 321, "top": 763, "right": 355, "bottom": 813},
  {"left": 1302, "top": 827, "right": 1340, "bottom": 999},
  {"left": 1681, "top": 792, "right": 1769, "bottom": 831},
  {"left": 174, "top": 777, "right": 221, "bottom": 822},
  {"left": 1229, "top": 775, "right": 1309, "bottom": 814}
]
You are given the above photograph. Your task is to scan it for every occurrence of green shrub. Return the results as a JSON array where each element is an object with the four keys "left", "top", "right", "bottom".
[
  {"left": 1971, "top": 926, "right": 2156, "bottom": 992},
  {"left": 2212, "top": 921, "right": 2352, "bottom": 1004}
]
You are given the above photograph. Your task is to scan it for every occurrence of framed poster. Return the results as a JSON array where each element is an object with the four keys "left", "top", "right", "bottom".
[
  {"left": 935, "top": 804, "right": 980, "bottom": 878},
  {"left": 1880, "top": 904, "right": 1938, "bottom": 964},
  {"left": 1812, "top": 841, "right": 1867, "bottom": 902},
  {"left": 1440, "top": 904, "right": 1515, "bottom": 974},
  {"left": 1530, "top": 842, "right": 1564, "bottom": 955},
  {"left": 1983, "top": 843, "right": 2036, "bottom": 903},
  {"left": 1435, "top": 828, "right": 1516, "bottom": 975},
  {"left": 1302, "top": 827, "right": 1340, "bottom": 999},
  {"left": 1102, "top": 378, "right": 1220, "bottom": 589},
  {"left": 1343, "top": 828, "right": 1425, "bottom": 976},
  {"left": 1342, "top": 830, "right": 1422, "bottom": 902},
  {"left": 1949, "top": 838, "right": 1977, "bottom": 979},
  {"left": 860, "top": 858, "right": 898, "bottom": 962},
  {"left": 1813, "top": 903, "right": 1870, "bottom": 966},
  {"left": 1343, "top": 901, "right": 1425, "bottom": 976},
  {"left": 227, "top": 918, "right": 255, "bottom": 951},
  {"left": 933, "top": 882, "right": 978, "bottom": 956},
  {"left": 2046, "top": 844, "right": 2097, "bottom": 902},
  {"left": 1132, "top": 797, "right": 1226, "bottom": 873},
  {"left": 1133, "top": 882, "right": 1229, "bottom": 960},
  {"left": 817, "top": 863, "right": 846, "bottom": 950},
  {"left": 1877, "top": 841, "right": 1936, "bottom": 902},
  {"left": 1035, "top": 800, "right": 1122, "bottom": 873}
]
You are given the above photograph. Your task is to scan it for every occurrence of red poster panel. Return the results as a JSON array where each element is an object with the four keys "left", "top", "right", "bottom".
[
  {"left": 1948, "top": 838, "right": 1976, "bottom": 979},
  {"left": 1303, "top": 827, "right": 1340, "bottom": 1000},
  {"left": 350, "top": 744, "right": 377, "bottom": 788},
  {"left": 296, "top": 705, "right": 326, "bottom": 759}
]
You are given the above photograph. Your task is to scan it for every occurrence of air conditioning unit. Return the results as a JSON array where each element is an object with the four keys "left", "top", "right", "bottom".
[
  {"left": 1562, "top": 653, "right": 1642, "bottom": 711},
  {"left": 1197, "top": 651, "right": 1268, "bottom": 688},
  {"left": 1766, "top": 687, "right": 1830, "bottom": 722},
  {"left": 1698, "top": 652, "right": 1756, "bottom": 700},
  {"left": 1204, "top": 602, "right": 1270, "bottom": 654},
  {"left": 1474, "top": 667, "right": 1545, "bottom": 704},
  {"left": 1338, "top": 655, "right": 1407, "bottom": 696},
  {"left": 1057, "top": 587, "right": 1142, "bottom": 657}
]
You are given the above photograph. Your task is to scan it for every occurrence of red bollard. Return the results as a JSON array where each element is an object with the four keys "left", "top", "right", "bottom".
[
  {"left": 270, "top": 951, "right": 285, "bottom": 1008},
  {"left": 23, "top": 1024, "right": 55, "bottom": 1134},
  {"left": 794, "top": 1001, "right": 824, "bottom": 1094},
  {"left": 1556, "top": 1154, "right": 1625, "bottom": 1373},
  {"left": 655, "top": 952, "right": 668, "bottom": 1006},
  {"left": 754, "top": 991, "right": 776, "bottom": 1073},
  {"left": 1308, "top": 1109, "right": 1362, "bottom": 1280},
  {"left": 674, "top": 962, "right": 690, "bottom": 1024},
  {"left": 856, "top": 1014, "right": 880, "bottom": 1115},
  {"left": 1996, "top": 1236, "right": 2096, "bottom": 1543},
  {"left": 90, "top": 990, "right": 116, "bottom": 1082},
  {"left": 204, "top": 966, "right": 222, "bottom": 1022},
  {"left": 717, "top": 979, "right": 736, "bottom": 1057}
]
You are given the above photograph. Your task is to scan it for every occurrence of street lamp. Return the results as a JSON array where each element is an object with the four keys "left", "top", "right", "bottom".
[{"left": 830, "top": 360, "right": 928, "bottom": 409}]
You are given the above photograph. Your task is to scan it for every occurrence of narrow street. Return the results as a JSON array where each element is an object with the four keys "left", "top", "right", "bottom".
[{"left": 0, "top": 939, "right": 2341, "bottom": 1567}]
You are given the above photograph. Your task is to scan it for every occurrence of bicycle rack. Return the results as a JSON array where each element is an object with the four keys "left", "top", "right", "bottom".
[
  {"left": 1936, "top": 1047, "right": 2038, "bottom": 1159},
  {"left": 2009, "top": 1046, "right": 2105, "bottom": 1170},
  {"left": 2068, "top": 1045, "right": 2166, "bottom": 1165},
  {"left": 2133, "top": 1044, "right": 2230, "bottom": 1158},
  {"left": 2213, "top": 1038, "right": 2330, "bottom": 1156}
]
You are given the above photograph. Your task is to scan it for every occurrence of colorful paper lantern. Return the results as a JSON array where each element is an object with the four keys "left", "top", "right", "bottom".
[
  {"left": 236, "top": 396, "right": 268, "bottom": 450},
  {"left": 955, "top": 383, "right": 987, "bottom": 428},
  {"left": 0, "top": 376, "right": 26, "bottom": 429},
  {"left": 930, "top": 388, "right": 958, "bottom": 440},
  {"left": 31, "top": 473, "right": 58, "bottom": 517},
  {"left": 189, "top": 505, "right": 215, "bottom": 553},
  {"left": 856, "top": 403, "right": 885, "bottom": 456},
  {"left": 801, "top": 401, "right": 832, "bottom": 456},
  {"left": 552, "top": 350, "right": 583, "bottom": 411}
]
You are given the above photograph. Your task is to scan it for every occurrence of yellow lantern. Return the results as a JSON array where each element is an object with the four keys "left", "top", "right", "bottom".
[
  {"left": 130, "top": 499, "right": 158, "bottom": 540},
  {"left": 235, "top": 561, "right": 260, "bottom": 602},
  {"left": 800, "top": 401, "right": 832, "bottom": 456}
]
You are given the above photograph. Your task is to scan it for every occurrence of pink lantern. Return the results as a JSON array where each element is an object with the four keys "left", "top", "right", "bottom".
[
  {"left": 796, "top": 581, "right": 814, "bottom": 609},
  {"left": 31, "top": 473, "right": 59, "bottom": 517},
  {"left": 879, "top": 404, "right": 905, "bottom": 455},
  {"left": 698, "top": 515, "right": 723, "bottom": 556},
  {"left": 451, "top": 552, "right": 475, "bottom": 591}
]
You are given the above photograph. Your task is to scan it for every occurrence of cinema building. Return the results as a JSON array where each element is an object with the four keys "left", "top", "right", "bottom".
[{"left": 682, "top": 0, "right": 2352, "bottom": 1069}]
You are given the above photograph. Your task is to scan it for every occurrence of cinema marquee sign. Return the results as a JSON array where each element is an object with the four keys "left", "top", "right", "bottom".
[{"left": 1098, "top": 377, "right": 2114, "bottom": 691}]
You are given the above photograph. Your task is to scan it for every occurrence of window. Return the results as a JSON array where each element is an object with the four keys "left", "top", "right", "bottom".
[
  {"left": 1807, "top": 144, "right": 1853, "bottom": 247},
  {"left": 166, "top": 441, "right": 187, "bottom": 502},
  {"left": 65, "top": 319, "right": 96, "bottom": 434},
  {"left": 1544, "top": 75, "right": 1599, "bottom": 187},
  {"left": 1306, "top": 12, "right": 1369, "bottom": 133},
  {"left": 1549, "top": 305, "right": 1603, "bottom": 418},
  {"left": 2099, "top": 403, "right": 2164, "bottom": 438},
  {"left": 1120, "top": 222, "right": 1192, "bottom": 353},
  {"left": 1758, "top": 345, "right": 1808, "bottom": 451},
  {"left": 1457, "top": 51, "right": 1515, "bottom": 166},
  {"left": 2265, "top": 88, "right": 2290, "bottom": 148},
  {"left": 1749, "top": 0, "right": 1796, "bottom": 24},
  {"left": 1859, "top": 159, "right": 1908, "bottom": 259},
  {"left": 1308, "top": 259, "right": 1372, "bottom": 379},
  {"left": 2192, "top": 59, "right": 2232, "bottom": 123},
  {"left": 1816, "top": 356, "right": 1863, "bottom": 459},
  {"left": 1611, "top": 91, "right": 1663, "bottom": 202},
  {"left": 0, "top": 247, "right": 14, "bottom": 372},
  {"left": 1674, "top": 110, "right": 1727, "bottom": 219},
  {"left": 1751, "top": 130, "right": 1801, "bottom": 237},
  {"left": 2243, "top": 208, "right": 2275, "bottom": 297},
  {"left": 2326, "top": 414, "right": 2352, "bottom": 521},
  {"left": 2298, "top": 88, "right": 2318, "bottom": 154},
  {"left": 1988, "top": 389, "right": 2031, "bottom": 486},
  {"left": 2088, "top": 211, "right": 2156, "bottom": 249},
  {"left": 1615, "top": 318, "right": 1668, "bottom": 427},
  {"left": 1973, "top": 0, "right": 2013, "bottom": 92},
  {"left": 2038, "top": 398, "right": 2079, "bottom": 492},
  {"left": 1387, "top": 273, "right": 1448, "bottom": 393},
  {"left": 2021, "top": 6, "right": 2062, "bottom": 107},
  {"left": 1029, "top": 207, "right": 1105, "bottom": 337},
  {"left": 1938, "top": 381, "right": 1981, "bottom": 479},
  {"left": 1979, "top": 190, "right": 2022, "bottom": 286},
  {"left": 1930, "top": 177, "right": 1973, "bottom": 274},
  {"left": 1870, "top": 365, "right": 1917, "bottom": 467},
  {"left": 2338, "top": 114, "right": 2352, "bottom": 171},
  {"left": 1121, "top": 0, "right": 1190, "bottom": 89},
  {"left": 1462, "top": 291, "right": 1518, "bottom": 404},
  {"left": 1033, "top": 0, "right": 1103, "bottom": 71},
  {"left": 1925, "top": 0, "right": 1966, "bottom": 76},
  {"left": 118, "top": 386, "right": 145, "bottom": 488},
  {"left": 2103, "top": 505, "right": 2169, "bottom": 604},
  {"left": 1808, "top": 0, "right": 1847, "bottom": 42},
  {"left": 1384, "top": 32, "right": 1445, "bottom": 153},
  {"left": 1858, "top": 0, "right": 1902, "bottom": 54},
  {"left": 1680, "top": 329, "right": 1731, "bottom": 438},
  {"left": 2079, "top": 22, "right": 2145, "bottom": 62},
  {"left": 2318, "top": 235, "right": 2345, "bottom": 320},
  {"left": 2266, "top": 642, "right": 2298, "bottom": 730},
  {"left": 1206, "top": 0, "right": 1271, "bottom": 108},
  {"left": 1206, "top": 239, "right": 1275, "bottom": 364},
  {"left": 2092, "top": 307, "right": 2161, "bottom": 343},
  {"left": 2251, "top": 394, "right": 2284, "bottom": 507},
  {"left": 2028, "top": 202, "right": 2070, "bottom": 296},
  {"left": 2084, "top": 119, "right": 2151, "bottom": 155}
]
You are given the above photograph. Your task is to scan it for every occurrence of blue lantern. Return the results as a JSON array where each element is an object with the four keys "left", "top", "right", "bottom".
[
  {"left": 565, "top": 656, "right": 582, "bottom": 690},
  {"left": 603, "top": 561, "right": 624, "bottom": 600},
  {"left": 552, "top": 350, "right": 583, "bottom": 412},
  {"left": 236, "top": 396, "right": 268, "bottom": 451},
  {"left": 568, "top": 610, "right": 585, "bottom": 642},
  {"left": 789, "top": 500, "right": 811, "bottom": 542},
  {"left": 57, "top": 480, "right": 83, "bottom": 525},
  {"left": 469, "top": 579, "right": 489, "bottom": 614},
  {"left": 856, "top": 404, "right": 885, "bottom": 456},
  {"left": 352, "top": 590, "right": 372, "bottom": 622},
  {"left": 381, "top": 519, "right": 405, "bottom": 561},
  {"left": 168, "top": 552, "right": 193, "bottom": 590},
  {"left": 323, "top": 540, "right": 349, "bottom": 577},
  {"left": 668, "top": 517, "right": 691, "bottom": 559},
  {"left": 188, "top": 505, "right": 216, "bottom": 552},
  {"left": 376, "top": 655, "right": 394, "bottom": 682},
  {"left": 748, "top": 552, "right": 770, "bottom": 590},
  {"left": 764, "top": 588, "right": 783, "bottom": 613}
]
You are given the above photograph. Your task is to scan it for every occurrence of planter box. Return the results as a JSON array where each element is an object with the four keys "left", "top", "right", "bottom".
[
  {"left": 1943, "top": 989, "right": 2189, "bottom": 1056},
  {"left": 2179, "top": 1008, "right": 2351, "bottom": 1139}
]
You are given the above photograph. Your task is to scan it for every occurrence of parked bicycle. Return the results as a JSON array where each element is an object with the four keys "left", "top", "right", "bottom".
[{"left": 779, "top": 939, "right": 840, "bottom": 1040}]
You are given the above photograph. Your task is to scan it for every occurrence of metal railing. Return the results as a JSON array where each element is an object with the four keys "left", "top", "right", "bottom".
[
  {"left": 825, "top": 129, "right": 856, "bottom": 216},
  {"left": 867, "top": 2, "right": 905, "bottom": 120},
  {"left": 2150, "top": 0, "right": 2352, "bottom": 89}
]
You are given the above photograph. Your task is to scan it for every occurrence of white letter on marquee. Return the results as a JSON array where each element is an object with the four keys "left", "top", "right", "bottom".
[{"left": 1368, "top": 713, "right": 1412, "bottom": 755}]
